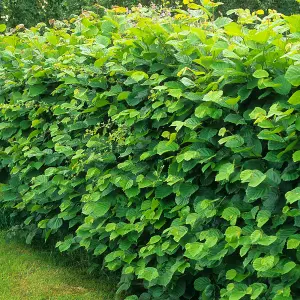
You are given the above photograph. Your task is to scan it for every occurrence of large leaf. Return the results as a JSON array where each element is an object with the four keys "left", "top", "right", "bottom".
[
  {"left": 288, "top": 90, "right": 300, "bottom": 105},
  {"left": 48, "top": 217, "right": 63, "bottom": 230},
  {"left": 253, "top": 69, "right": 269, "bottom": 78},
  {"left": 253, "top": 256, "right": 275, "bottom": 272},
  {"left": 0, "top": 24, "right": 6, "bottom": 32},
  {"left": 29, "top": 85, "right": 47, "bottom": 97},
  {"left": 137, "top": 267, "right": 159, "bottom": 281},
  {"left": 157, "top": 141, "right": 179, "bottom": 155},
  {"left": 82, "top": 199, "right": 111, "bottom": 217},
  {"left": 285, "top": 65, "right": 300, "bottom": 86},
  {"left": 240, "top": 170, "right": 266, "bottom": 187},
  {"left": 215, "top": 163, "right": 235, "bottom": 181},
  {"left": 286, "top": 187, "right": 300, "bottom": 204}
]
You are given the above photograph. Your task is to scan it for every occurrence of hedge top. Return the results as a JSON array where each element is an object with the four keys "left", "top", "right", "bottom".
[{"left": 0, "top": 2, "right": 300, "bottom": 299}]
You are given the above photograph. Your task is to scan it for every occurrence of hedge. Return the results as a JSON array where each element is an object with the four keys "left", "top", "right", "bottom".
[{"left": 0, "top": 3, "right": 300, "bottom": 299}]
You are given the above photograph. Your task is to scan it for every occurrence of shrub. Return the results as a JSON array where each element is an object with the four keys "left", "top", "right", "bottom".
[{"left": 0, "top": 3, "right": 300, "bottom": 299}]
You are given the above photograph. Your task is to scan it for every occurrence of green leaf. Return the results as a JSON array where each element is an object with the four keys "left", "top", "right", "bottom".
[
  {"left": 226, "top": 269, "right": 237, "bottom": 280},
  {"left": 194, "top": 277, "right": 211, "bottom": 291},
  {"left": 225, "top": 226, "right": 242, "bottom": 241},
  {"left": 94, "top": 244, "right": 108, "bottom": 256},
  {"left": 250, "top": 283, "right": 266, "bottom": 299},
  {"left": 180, "top": 77, "right": 195, "bottom": 87},
  {"left": 82, "top": 199, "right": 111, "bottom": 217},
  {"left": 229, "top": 290, "right": 247, "bottom": 300},
  {"left": 48, "top": 217, "right": 63, "bottom": 230},
  {"left": 215, "top": 163, "right": 235, "bottom": 181},
  {"left": 224, "top": 22, "right": 242, "bottom": 36},
  {"left": 249, "top": 107, "right": 266, "bottom": 120},
  {"left": 148, "top": 235, "right": 161, "bottom": 244},
  {"left": 131, "top": 71, "right": 148, "bottom": 82},
  {"left": 215, "top": 17, "right": 232, "bottom": 28},
  {"left": 178, "top": 182, "right": 198, "bottom": 198},
  {"left": 125, "top": 296, "right": 138, "bottom": 300},
  {"left": 224, "top": 114, "right": 246, "bottom": 125},
  {"left": 96, "top": 35, "right": 111, "bottom": 47},
  {"left": 222, "top": 207, "right": 240, "bottom": 225},
  {"left": 177, "top": 150, "right": 201, "bottom": 162},
  {"left": 186, "top": 213, "right": 199, "bottom": 227},
  {"left": 47, "top": 34, "right": 59, "bottom": 45},
  {"left": 157, "top": 141, "right": 179, "bottom": 155},
  {"left": 286, "top": 187, "right": 300, "bottom": 204},
  {"left": 168, "top": 89, "right": 182, "bottom": 98},
  {"left": 282, "top": 261, "right": 296, "bottom": 274},
  {"left": 285, "top": 65, "right": 300, "bottom": 86},
  {"left": 94, "top": 57, "right": 108, "bottom": 67},
  {"left": 265, "top": 168, "right": 281, "bottom": 185},
  {"left": 287, "top": 238, "right": 300, "bottom": 249},
  {"left": 288, "top": 90, "right": 300, "bottom": 105},
  {"left": 57, "top": 238, "right": 73, "bottom": 252},
  {"left": 293, "top": 150, "right": 300, "bottom": 162},
  {"left": 137, "top": 267, "right": 159, "bottom": 281},
  {"left": 253, "top": 256, "right": 275, "bottom": 272},
  {"left": 203, "top": 90, "right": 223, "bottom": 102},
  {"left": 184, "top": 242, "right": 203, "bottom": 259},
  {"left": 257, "top": 235, "right": 277, "bottom": 246},
  {"left": 253, "top": 69, "right": 269, "bottom": 78},
  {"left": 256, "top": 210, "right": 271, "bottom": 227},
  {"left": 155, "top": 185, "right": 173, "bottom": 198},
  {"left": 273, "top": 75, "right": 291, "bottom": 95},
  {"left": 166, "top": 226, "right": 188, "bottom": 242},
  {"left": 219, "top": 135, "right": 244, "bottom": 148},
  {"left": 240, "top": 170, "right": 266, "bottom": 187},
  {"left": 29, "top": 85, "right": 47, "bottom": 97},
  {"left": 195, "top": 103, "right": 222, "bottom": 119},
  {"left": 117, "top": 91, "right": 130, "bottom": 101},
  {"left": 86, "top": 168, "right": 101, "bottom": 180},
  {"left": 0, "top": 24, "right": 6, "bottom": 32},
  {"left": 54, "top": 144, "right": 73, "bottom": 156}
]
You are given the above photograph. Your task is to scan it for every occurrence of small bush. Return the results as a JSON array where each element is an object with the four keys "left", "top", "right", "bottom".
[{"left": 0, "top": 3, "right": 300, "bottom": 299}]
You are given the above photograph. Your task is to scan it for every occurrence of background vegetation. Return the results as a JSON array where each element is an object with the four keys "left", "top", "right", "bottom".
[{"left": 0, "top": 0, "right": 299, "bottom": 27}]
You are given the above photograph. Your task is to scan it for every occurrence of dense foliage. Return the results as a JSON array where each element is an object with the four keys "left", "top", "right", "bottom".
[
  {"left": 220, "top": 0, "right": 299, "bottom": 16},
  {"left": 0, "top": 0, "right": 299, "bottom": 28},
  {"left": 0, "top": 0, "right": 105, "bottom": 28},
  {"left": 1, "top": 2, "right": 300, "bottom": 299}
]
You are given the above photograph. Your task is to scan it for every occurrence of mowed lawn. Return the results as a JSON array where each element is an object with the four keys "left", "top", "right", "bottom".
[{"left": 0, "top": 232, "right": 117, "bottom": 300}]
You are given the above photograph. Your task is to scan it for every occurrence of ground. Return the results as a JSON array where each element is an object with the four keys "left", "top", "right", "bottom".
[{"left": 0, "top": 231, "right": 117, "bottom": 300}]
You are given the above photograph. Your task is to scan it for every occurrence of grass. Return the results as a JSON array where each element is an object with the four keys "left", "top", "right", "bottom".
[{"left": 0, "top": 231, "right": 117, "bottom": 300}]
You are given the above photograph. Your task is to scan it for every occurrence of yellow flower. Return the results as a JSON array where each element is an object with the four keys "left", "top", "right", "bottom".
[
  {"left": 175, "top": 13, "right": 187, "bottom": 19},
  {"left": 256, "top": 9, "right": 264, "bottom": 15},
  {"left": 188, "top": 3, "right": 201, "bottom": 9},
  {"left": 112, "top": 6, "right": 127, "bottom": 14}
]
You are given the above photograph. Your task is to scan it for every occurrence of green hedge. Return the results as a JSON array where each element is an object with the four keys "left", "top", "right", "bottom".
[
  {"left": 1, "top": 0, "right": 299, "bottom": 28},
  {"left": 1, "top": 5, "right": 300, "bottom": 299}
]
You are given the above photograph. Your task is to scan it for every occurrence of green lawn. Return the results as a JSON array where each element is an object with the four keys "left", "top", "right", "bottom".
[{"left": 0, "top": 232, "right": 117, "bottom": 300}]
